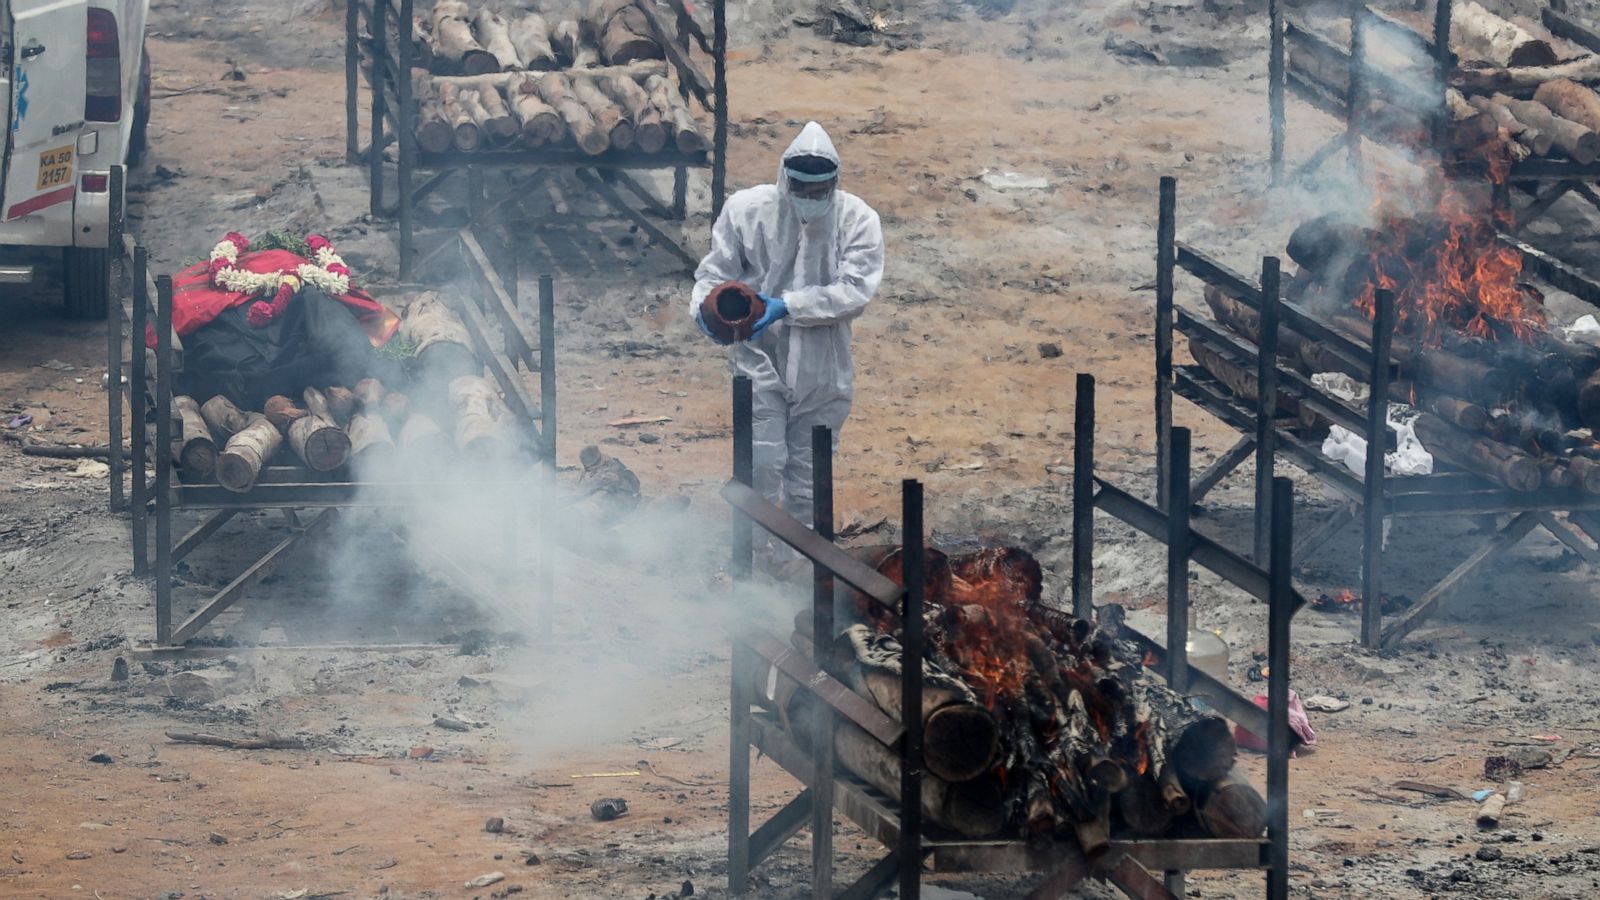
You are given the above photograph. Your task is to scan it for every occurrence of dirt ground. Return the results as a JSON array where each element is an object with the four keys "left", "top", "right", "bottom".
[{"left": 6, "top": 0, "right": 1600, "bottom": 898}]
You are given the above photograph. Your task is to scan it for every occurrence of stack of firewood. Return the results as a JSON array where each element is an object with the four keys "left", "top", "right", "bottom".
[
  {"left": 763, "top": 546, "right": 1267, "bottom": 853},
  {"left": 386, "top": 0, "right": 706, "bottom": 156},
  {"left": 1291, "top": 2, "right": 1600, "bottom": 167},
  {"left": 165, "top": 292, "right": 533, "bottom": 491}
]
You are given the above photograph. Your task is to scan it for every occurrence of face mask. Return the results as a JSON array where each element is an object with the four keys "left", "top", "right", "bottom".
[{"left": 792, "top": 195, "right": 833, "bottom": 221}]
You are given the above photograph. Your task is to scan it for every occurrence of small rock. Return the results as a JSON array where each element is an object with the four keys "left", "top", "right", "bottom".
[
  {"left": 408, "top": 745, "right": 434, "bottom": 758},
  {"left": 111, "top": 656, "right": 129, "bottom": 682},
  {"left": 679, "top": 880, "right": 695, "bottom": 897},
  {"left": 111, "top": 847, "right": 127, "bottom": 854},
  {"left": 1476, "top": 846, "right": 1503, "bottom": 861},
  {"left": 638, "top": 432, "right": 660, "bottom": 444},
  {"left": 208, "top": 832, "right": 228, "bottom": 845},
  {"left": 522, "top": 851, "right": 541, "bottom": 866},
  {"left": 590, "top": 797, "right": 629, "bottom": 821},
  {"left": 65, "top": 850, "right": 92, "bottom": 860},
  {"left": 372, "top": 858, "right": 397, "bottom": 870},
  {"left": 1037, "top": 342, "right": 1063, "bottom": 359},
  {"left": 162, "top": 670, "right": 236, "bottom": 703},
  {"left": 464, "top": 871, "right": 505, "bottom": 888},
  {"left": 433, "top": 715, "right": 470, "bottom": 732},
  {"left": 485, "top": 817, "right": 505, "bottom": 834},
  {"left": 88, "top": 751, "right": 114, "bottom": 764}
]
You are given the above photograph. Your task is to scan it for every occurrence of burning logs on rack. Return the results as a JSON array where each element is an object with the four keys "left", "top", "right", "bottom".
[{"left": 761, "top": 546, "right": 1264, "bottom": 853}]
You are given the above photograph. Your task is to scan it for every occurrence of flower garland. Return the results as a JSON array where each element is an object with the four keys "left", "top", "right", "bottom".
[{"left": 205, "top": 232, "right": 355, "bottom": 327}]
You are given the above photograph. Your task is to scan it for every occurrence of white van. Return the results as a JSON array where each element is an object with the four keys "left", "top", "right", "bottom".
[{"left": 2, "top": 0, "right": 150, "bottom": 317}]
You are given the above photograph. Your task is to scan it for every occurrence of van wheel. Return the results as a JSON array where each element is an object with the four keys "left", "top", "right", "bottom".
[{"left": 63, "top": 247, "right": 111, "bottom": 320}]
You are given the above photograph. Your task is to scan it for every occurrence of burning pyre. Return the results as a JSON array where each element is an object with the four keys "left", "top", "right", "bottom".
[{"left": 791, "top": 546, "right": 1262, "bottom": 856}]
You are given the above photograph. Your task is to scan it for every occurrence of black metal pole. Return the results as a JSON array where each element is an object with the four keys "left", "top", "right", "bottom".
[
  {"left": 1361, "top": 289, "right": 1395, "bottom": 647},
  {"left": 155, "top": 276, "right": 174, "bottom": 645},
  {"left": 1266, "top": 475, "right": 1294, "bottom": 900},
  {"left": 1432, "top": 0, "right": 1454, "bottom": 151},
  {"left": 1269, "top": 0, "right": 1285, "bottom": 183},
  {"left": 368, "top": 0, "right": 386, "bottom": 217},
  {"left": 898, "top": 478, "right": 925, "bottom": 900},
  {"left": 1254, "top": 257, "right": 1281, "bottom": 565},
  {"left": 539, "top": 274, "right": 557, "bottom": 465},
  {"left": 810, "top": 425, "right": 835, "bottom": 900},
  {"left": 1155, "top": 176, "right": 1177, "bottom": 510},
  {"left": 1166, "top": 427, "right": 1191, "bottom": 694},
  {"left": 732, "top": 375, "right": 754, "bottom": 579},
  {"left": 397, "top": 0, "right": 415, "bottom": 279},
  {"left": 1347, "top": 1, "right": 1366, "bottom": 178},
  {"left": 711, "top": 0, "right": 728, "bottom": 216},
  {"left": 1072, "top": 373, "right": 1095, "bottom": 620},
  {"left": 106, "top": 165, "right": 125, "bottom": 514},
  {"left": 345, "top": 0, "right": 360, "bottom": 163},
  {"left": 728, "top": 642, "right": 752, "bottom": 894},
  {"left": 130, "top": 246, "right": 149, "bottom": 577}
]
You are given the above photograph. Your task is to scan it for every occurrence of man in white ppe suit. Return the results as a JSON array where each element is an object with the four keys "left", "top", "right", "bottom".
[{"left": 690, "top": 122, "right": 885, "bottom": 537}]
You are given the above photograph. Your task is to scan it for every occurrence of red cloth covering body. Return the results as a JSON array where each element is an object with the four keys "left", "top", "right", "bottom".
[{"left": 149, "top": 249, "right": 400, "bottom": 347}]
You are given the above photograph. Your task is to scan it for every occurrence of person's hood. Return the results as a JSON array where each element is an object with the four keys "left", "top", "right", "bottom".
[{"left": 776, "top": 121, "right": 842, "bottom": 200}]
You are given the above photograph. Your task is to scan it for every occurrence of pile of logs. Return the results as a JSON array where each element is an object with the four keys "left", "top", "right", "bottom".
[
  {"left": 1186, "top": 212, "right": 1600, "bottom": 495},
  {"left": 761, "top": 546, "right": 1266, "bottom": 853},
  {"left": 390, "top": 1, "right": 706, "bottom": 156},
  {"left": 413, "top": 66, "right": 705, "bottom": 155},
  {"left": 164, "top": 291, "right": 532, "bottom": 492},
  {"left": 1291, "top": 2, "right": 1600, "bottom": 168}
]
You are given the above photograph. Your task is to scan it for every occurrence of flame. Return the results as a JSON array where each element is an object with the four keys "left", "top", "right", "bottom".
[
  {"left": 1133, "top": 720, "right": 1151, "bottom": 777},
  {"left": 1352, "top": 163, "right": 1544, "bottom": 347}
]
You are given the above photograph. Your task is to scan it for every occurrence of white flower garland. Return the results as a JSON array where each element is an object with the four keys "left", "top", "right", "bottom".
[{"left": 206, "top": 232, "right": 353, "bottom": 298}]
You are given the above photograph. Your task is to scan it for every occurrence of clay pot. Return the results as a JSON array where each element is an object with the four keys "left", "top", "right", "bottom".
[{"left": 700, "top": 281, "right": 766, "bottom": 342}]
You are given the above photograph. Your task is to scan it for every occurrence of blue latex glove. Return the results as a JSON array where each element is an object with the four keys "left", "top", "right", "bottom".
[
  {"left": 748, "top": 295, "right": 788, "bottom": 338},
  {"left": 696, "top": 309, "right": 732, "bottom": 345}
]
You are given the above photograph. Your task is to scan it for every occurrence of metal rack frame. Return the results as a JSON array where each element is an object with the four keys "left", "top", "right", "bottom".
[
  {"left": 345, "top": 0, "right": 729, "bottom": 279},
  {"left": 1268, "top": 2, "right": 1600, "bottom": 237},
  {"left": 1153, "top": 175, "right": 1600, "bottom": 648},
  {"left": 110, "top": 222, "right": 559, "bottom": 648},
  {"left": 724, "top": 372, "right": 1300, "bottom": 900}
]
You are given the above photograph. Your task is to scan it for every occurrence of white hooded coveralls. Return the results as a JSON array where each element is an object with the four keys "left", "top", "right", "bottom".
[{"left": 691, "top": 123, "right": 885, "bottom": 527}]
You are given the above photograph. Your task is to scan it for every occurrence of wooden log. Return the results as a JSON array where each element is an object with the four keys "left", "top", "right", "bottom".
[
  {"left": 172, "top": 396, "right": 218, "bottom": 482},
  {"left": 381, "top": 392, "right": 411, "bottom": 426},
  {"left": 1476, "top": 791, "right": 1506, "bottom": 829},
  {"left": 570, "top": 75, "right": 632, "bottom": 150},
  {"left": 1469, "top": 95, "right": 1554, "bottom": 155},
  {"left": 1419, "top": 391, "right": 1490, "bottom": 432},
  {"left": 200, "top": 396, "right": 251, "bottom": 441},
  {"left": 471, "top": 9, "right": 520, "bottom": 72},
  {"left": 413, "top": 74, "right": 454, "bottom": 155},
  {"left": 289, "top": 389, "right": 351, "bottom": 473},
  {"left": 1116, "top": 774, "right": 1175, "bottom": 838},
  {"left": 347, "top": 412, "right": 396, "bottom": 466},
  {"left": 553, "top": 19, "right": 600, "bottom": 69},
  {"left": 449, "top": 376, "right": 515, "bottom": 455},
  {"left": 1541, "top": 457, "right": 1575, "bottom": 490},
  {"left": 536, "top": 73, "right": 607, "bottom": 155},
  {"left": 1385, "top": 336, "right": 1512, "bottom": 406},
  {"left": 399, "top": 411, "right": 452, "bottom": 459},
  {"left": 508, "top": 75, "right": 565, "bottom": 145},
  {"left": 509, "top": 13, "right": 558, "bottom": 71},
  {"left": 644, "top": 74, "right": 706, "bottom": 153},
  {"left": 587, "top": 0, "right": 663, "bottom": 66},
  {"left": 1453, "top": 57, "right": 1600, "bottom": 92},
  {"left": 603, "top": 74, "right": 665, "bottom": 153},
  {"left": 1534, "top": 79, "right": 1600, "bottom": 134},
  {"left": 1189, "top": 340, "right": 1315, "bottom": 426},
  {"left": 438, "top": 82, "right": 482, "bottom": 153},
  {"left": 1196, "top": 768, "right": 1267, "bottom": 838},
  {"left": 401, "top": 291, "right": 479, "bottom": 384},
  {"left": 457, "top": 88, "right": 498, "bottom": 152},
  {"left": 1453, "top": 1, "right": 1559, "bottom": 68},
  {"left": 1495, "top": 95, "right": 1600, "bottom": 163},
  {"left": 409, "top": 15, "right": 435, "bottom": 72},
  {"left": 1201, "top": 285, "right": 1324, "bottom": 374},
  {"left": 1414, "top": 412, "right": 1543, "bottom": 491},
  {"left": 324, "top": 386, "right": 356, "bottom": 426},
  {"left": 431, "top": 0, "right": 497, "bottom": 75},
  {"left": 263, "top": 395, "right": 308, "bottom": 433},
  {"left": 216, "top": 415, "right": 282, "bottom": 493},
  {"left": 1578, "top": 370, "right": 1600, "bottom": 429},
  {"left": 1446, "top": 88, "right": 1499, "bottom": 138},
  {"left": 1567, "top": 455, "right": 1600, "bottom": 493},
  {"left": 431, "top": 62, "right": 666, "bottom": 91},
  {"left": 474, "top": 84, "right": 520, "bottom": 146}
]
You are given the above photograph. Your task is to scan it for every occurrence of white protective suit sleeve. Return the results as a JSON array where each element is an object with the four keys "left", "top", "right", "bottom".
[{"left": 780, "top": 208, "right": 884, "bottom": 327}]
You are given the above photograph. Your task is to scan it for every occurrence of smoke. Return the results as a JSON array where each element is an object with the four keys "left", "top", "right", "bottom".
[{"left": 315, "top": 284, "right": 803, "bottom": 764}]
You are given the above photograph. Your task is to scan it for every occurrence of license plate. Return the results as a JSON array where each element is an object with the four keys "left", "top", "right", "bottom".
[{"left": 35, "top": 146, "right": 74, "bottom": 191}]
